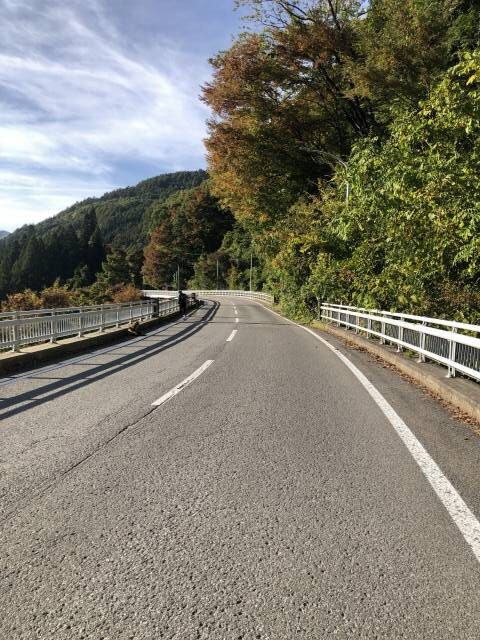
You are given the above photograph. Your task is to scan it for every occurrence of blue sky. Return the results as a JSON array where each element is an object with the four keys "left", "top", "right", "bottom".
[{"left": 0, "top": 0, "right": 246, "bottom": 232}]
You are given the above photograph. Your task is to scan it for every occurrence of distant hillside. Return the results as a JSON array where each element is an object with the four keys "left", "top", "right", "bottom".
[
  {"left": 31, "top": 170, "right": 208, "bottom": 248},
  {"left": 0, "top": 170, "right": 208, "bottom": 298},
  {"left": 0, "top": 231, "right": 9, "bottom": 239}
]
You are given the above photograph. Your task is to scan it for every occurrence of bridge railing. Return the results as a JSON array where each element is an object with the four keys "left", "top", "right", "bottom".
[
  {"left": 142, "top": 289, "right": 274, "bottom": 304},
  {"left": 0, "top": 298, "right": 182, "bottom": 352},
  {"left": 321, "top": 302, "right": 480, "bottom": 382}
]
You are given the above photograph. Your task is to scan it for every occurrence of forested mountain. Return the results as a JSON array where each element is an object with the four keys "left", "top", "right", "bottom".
[
  {"left": 0, "top": 171, "right": 208, "bottom": 301},
  {"left": 0, "top": 231, "right": 9, "bottom": 239},
  {"left": 0, "top": 169, "right": 248, "bottom": 308},
  {"left": 12, "top": 170, "right": 207, "bottom": 249}
]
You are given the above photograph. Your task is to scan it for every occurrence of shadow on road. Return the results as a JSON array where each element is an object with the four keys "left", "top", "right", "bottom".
[{"left": 0, "top": 302, "right": 219, "bottom": 420}]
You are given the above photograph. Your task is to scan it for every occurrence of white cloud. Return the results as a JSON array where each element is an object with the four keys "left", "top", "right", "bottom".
[
  {"left": 0, "top": 170, "right": 116, "bottom": 231},
  {"left": 0, "top": 0, "right": 210, "bottom": 230}
]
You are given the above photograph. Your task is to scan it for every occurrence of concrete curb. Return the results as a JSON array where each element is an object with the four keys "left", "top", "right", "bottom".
[
  {"left": 0, "top": 312, "right": 182, "bottom": 376},
  {"left": 317, "top": 322, "right": 480, "bottom": 424}
]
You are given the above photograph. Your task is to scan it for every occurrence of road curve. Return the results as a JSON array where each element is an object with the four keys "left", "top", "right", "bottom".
[{"left": 0, "top": 297, "right": 479, "bottom": 639}]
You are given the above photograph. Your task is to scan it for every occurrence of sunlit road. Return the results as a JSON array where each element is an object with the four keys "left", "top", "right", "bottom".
[{"left": 1, "top": 298, "right": 480, "bottom": 639}]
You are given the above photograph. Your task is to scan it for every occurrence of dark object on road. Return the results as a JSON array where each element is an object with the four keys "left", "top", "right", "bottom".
[
  {"left": 178, "top": 290, "right": 188, "bottom": 319},
  {"left": 128, "top": 320, "right": 143, "bottom": 336}
]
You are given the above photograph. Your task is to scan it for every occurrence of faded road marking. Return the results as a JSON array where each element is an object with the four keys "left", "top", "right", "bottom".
[{"left": 152, "top": 360, "right": 214, "bottom": 407}]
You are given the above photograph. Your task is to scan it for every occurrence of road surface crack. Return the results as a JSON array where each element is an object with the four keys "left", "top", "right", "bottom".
[{"left": 0, "top": 406, "right": 157, "bottom": 526}]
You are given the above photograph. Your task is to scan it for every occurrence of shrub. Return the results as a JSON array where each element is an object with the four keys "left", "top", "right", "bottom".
[
  {"left": 39, "top": 282, "right": 75, "bottom": 309},
  {"left": 110, "top": 284, "right": 142, "bottom": 303},
  {"left": 2, "top": 289, "right": 42, "bottom": 311}
]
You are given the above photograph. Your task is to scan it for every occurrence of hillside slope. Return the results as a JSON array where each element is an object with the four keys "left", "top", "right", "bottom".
[
  {"left": 23, "top": 170, "right": 208, "bottom": 248},
  {"left": 0, "top": 170, "right": 207, "bottom": 299}
]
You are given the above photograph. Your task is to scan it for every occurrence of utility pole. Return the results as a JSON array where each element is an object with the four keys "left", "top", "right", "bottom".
[
  {"left": 177, "top": 264, "right": 180, "bottom": 291},
  {"left": 249, "top": 251, "right": 253, "bottom": 292}
]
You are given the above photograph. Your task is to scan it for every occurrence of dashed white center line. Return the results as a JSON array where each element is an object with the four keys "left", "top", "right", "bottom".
[
  {"left": 235, "top": 318, "right": 239, "bottom": 323},
  {"left": 226, "top": 330, "right": 237, "bottom": 342},
  {"left": 151, "top": 360, "right": 214, "bottom": 407},
  {"left": 234, "top": 309, "right": 238, "bottom": 315}
]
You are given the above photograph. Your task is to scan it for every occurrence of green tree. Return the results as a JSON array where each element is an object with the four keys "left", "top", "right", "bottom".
[
  {"left": 304, "top": 49, "right": 480, "bottom": 319},
  {"left": 11, "top": 234, "right": 47, "bottom": 292},
  {"left": 44, "top": 223, "right": 81, "bottom": 283},
  {"left": 78, "top": 208, "right": 105, "bottom": 284},
  {"left": 350, "top": 0, "right": 460, "bottom": 120},
  {"left": 98, "top": 248, "right": 131, "bottom": 287},
  {"left": 143, "top": 183, "right": 234, "bottom": 288},
  {"left": 127, "top": 246, "right": 145, "bottom": 288},
  {"left": 188, "top": 252, "right": 228, "bottom": 289},
  {"left": 0, "top": 237, "right": 20, "bottom": 298}
]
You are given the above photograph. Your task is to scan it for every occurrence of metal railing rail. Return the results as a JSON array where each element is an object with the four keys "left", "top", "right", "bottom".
[
  {"left": 0, "top": 298, "right": 184, "bottom": 353},
  {"left": 323, "top": 302, "right": 480, "bottom": 333},
  {"left": 321, "top": 303, "right": 480, "bottom": 382},
  {"left": 0, "top": 302, "right": 152, "bottom": 321},
  {"left": 142, "top": 289, "right": 274, "bottom": 304}
]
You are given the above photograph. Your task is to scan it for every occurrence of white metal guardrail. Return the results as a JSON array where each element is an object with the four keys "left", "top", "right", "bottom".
[
  {"left": 0, "top": 298, "right": 184, "bottom": 352},
  {"left": 322, "top": 303, "right": 480, "bottom": 382},
  {"left": 0, "top": 302, "right": 151, "bottom": 321},
  {"left": 142, "top": 289, "right": 274, "bottom": 304}
]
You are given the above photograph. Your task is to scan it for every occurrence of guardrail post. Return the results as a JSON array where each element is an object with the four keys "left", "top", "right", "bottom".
[
  {"left": 397, "top": 325, "right": 403, "bottom": 352},
  {"left": 100, "top": 306, "right": 105, "bottom": 333},
  {"left": 446, "top": 328, "right": 457, "bottom": 378},
  {"left": 50, "top": 310, "right": 57, "bottom": 343},
  {"left": 355, "top": 314, "right": 359, "bottom": 334},
  {"left": 129, "top": 303, "right": 133, "bottom": 325},
  {"left": 380, "top": 313, "right": 386, "bottom": 345},
  {"left": 11, "top": 312, "right": 19, "bottom": 352},
  {"left": 78, "top": 311, "right": 84, "bottom": 337},
  {"left": 116, "top": 308, "right": 120, "bottom": 328},
  {"left": 366, "top": 316, "right": 372, "bottom": 339},
  {"left": 417, "top": 321, "right": 426, "bottom": 363}
]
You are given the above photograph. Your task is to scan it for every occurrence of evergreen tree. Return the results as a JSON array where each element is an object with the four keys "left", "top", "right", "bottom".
[
  {"left": 0, "top": 237, "right": 20, "bottom": 298},
  {"left": 98, "top": 248, "right": 130, "bottom": 287},
  {"left": 87, "top": 226, "right": 105, "bottom": 281},
  {"left": 77, "top": 207, "right": 105, "bottom": 284},
  {"left": 0, "top": 262, "right": 9, "bottom": 300},
  {"left": 127, "top": 247, "right": 144, "bottom": 288},
  {"left": 11, "top": 235, "right": 47, "bottom": 291},
  {"left": 44, "top": 223, "right": 81, "bottom": 283}
]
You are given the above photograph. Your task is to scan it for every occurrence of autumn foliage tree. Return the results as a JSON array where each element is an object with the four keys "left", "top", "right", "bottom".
[
  {"left": 203, "top": 0, "right": 480, "bottom": 319},
  {"left": 142, "top": 182, "right": 234, "bottom": 288}
]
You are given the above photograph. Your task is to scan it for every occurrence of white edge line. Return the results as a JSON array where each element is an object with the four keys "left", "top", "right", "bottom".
[
  {"left": 152, "top": 360, "right": 214, "bottom": 407},
  {"left": 226, "top": 329, "right": 237, "bottom": 342},
  {"left": 262, "top": 304, "right": 480, "bottom": 563}
]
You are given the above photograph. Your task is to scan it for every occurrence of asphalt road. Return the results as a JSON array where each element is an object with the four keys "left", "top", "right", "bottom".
[{"left": 1, "top": 297, "right": 480, "bottom": 639}]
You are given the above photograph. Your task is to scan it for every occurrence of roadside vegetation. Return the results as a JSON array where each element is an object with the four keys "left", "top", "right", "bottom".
[{"left": 203, "top": 0, "right": 480, "bottom": 321}]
